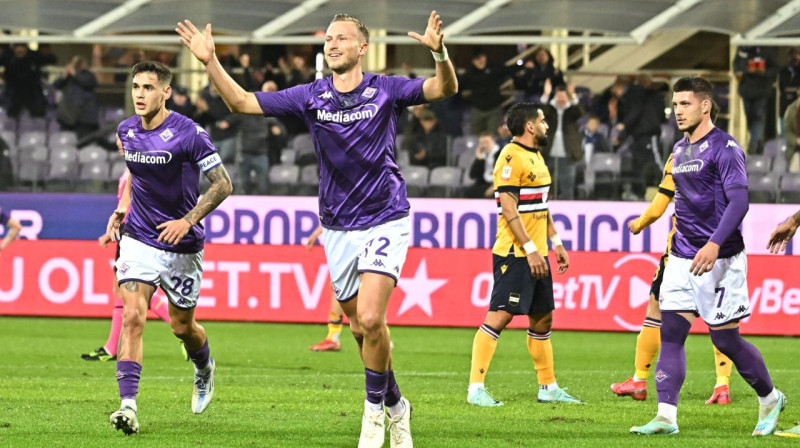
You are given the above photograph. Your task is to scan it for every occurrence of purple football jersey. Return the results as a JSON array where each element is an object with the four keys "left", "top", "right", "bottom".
[
  {"left": 670, "top": 127, "right": 747, "bottom": 258},
  {"left": 118, "top": 112, "right": 220, "bottom": 253},
  {"left": 255, "top": 73, "right": 427, "bottom": 230},
  {"left": 0, "top": 205, "right": 9, "bottom": 227}
]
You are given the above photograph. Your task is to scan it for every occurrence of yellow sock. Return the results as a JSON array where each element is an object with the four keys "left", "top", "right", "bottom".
[
  {"left": 527, "top": 329, "right": 556, "bottom": 386},
  {"left": 713, "top": 345, "right": 732, "bottom": 386},
  {"left": 634, "top": 320, "right": 661, "bottom": 380},
  {"left": 325, "top": 312, "right": 343, "bottom": 343},
  {"left": 469, "top": 324, "right": 499, "bottom": 384}
]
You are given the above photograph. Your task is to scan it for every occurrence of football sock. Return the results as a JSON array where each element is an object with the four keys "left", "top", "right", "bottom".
[
  {"left": 634, "top": 318, "right": 661, "bottom": 380},
  {"left": 384, "top": 370, "right": 402, "bottom": 408},
  {"left": 187, "top": 339, "right": 211, "bottom": 373},
  {"left": 149, "top": 296, "right": 171, "bottom": 323},
  {"left": 655, "top": 313, "right": 691, "bottom": 407},
  {"left": 365, "top": 368, "right": 389, "bottom": 406},
  {"left": 469, "top": 324, "right": 499, "bottom": 384},
  {"left": 105, "top": 298, "right": 124, "bottom": 356},
  {"left": 326, "top": 312, "right": 343, "bottom": 343},
  {"left": 712, "top": 345, "right": 732, "bottom": 386},
  {"left": 758, "top": 389, "right": 779, "bottom": 406},
  {"left": 116, "top": 360, "right": 142, "bottom": 401},
  {"left": 527, "top": 329, "right": 556, "bottom": 386},
  {"left": 121, "top": 398, "right": 137, "bottom": 412},
  {"left": 709, "top": 327, "right": 774, "bottom": 398},
  {"left": 657, "top": 402, "right": 678, "bottom": 424}
]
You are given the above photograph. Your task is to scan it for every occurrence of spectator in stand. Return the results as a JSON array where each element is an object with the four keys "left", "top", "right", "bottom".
[
  {"left": 514, "top": 48, "right": 565, "bottom": 104},
  {"left": 461, "top": 48, "right": 517, "bottom": 134},
  {"left": 409, "top": 109, "right": 447, "bottom": 169},
  {"left": 220, "top": 80, "right": 288, "bottom": 194},
  {"left": 196, "top": 81, "right": 238, "bottom": 164},
  {"left": 616, "top": 75, "right": 665, "bottom": 198},
  {"left": 401, "top": 104, "right": 426, "bottom": 152},
  {"left": 734, "top": 46, "right": 778, "bottom": 153},
  {"left": 541, "top": 82, "right": 584, "bottom": 200},
  {"left": 582, "top": 115, "right": 611, "bottom": 165},
  {"left": 495, "top": 122, "right": 512, "bottom": 148},
  {"left": 284, "top": 54, "right": 314, "bottom": 88},
  {"left": 466, "top": 132, "right": 500, "bottom": 199},
  {"left": 779, "top": 48, "right": 800, "bottom": 124},
  {"left": 783, "top": 95, "right": 800, "bottom": 170},
  {"left": 593, "top": 76, "right": 628, "bottom": 129},
  {"left": 166, "top": 86, "right": 196, "bottom": 117},
  {"left": 0, "top": 44, "right": 56, "bottom": 118},
  {"left": 53, "top": 55, "right": 99, "bottom": 139}
]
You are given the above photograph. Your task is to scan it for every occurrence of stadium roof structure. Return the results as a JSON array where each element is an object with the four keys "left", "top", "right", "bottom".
[{"left": 2, "top": 0, "right": 800, "bottom": 46}]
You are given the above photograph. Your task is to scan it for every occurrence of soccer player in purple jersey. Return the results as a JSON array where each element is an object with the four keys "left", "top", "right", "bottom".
[
  {"left": 631, "top": 77, "right": 785, "bottom": 436},
  {"left": 0, "top": 205, "right": 22, "bottom": 256},
  {"left": 178, "top": 11, "right": 457, "bottom": 447},
  {"left": 105, "top": 61, "right": 233, "bottom": 435}
]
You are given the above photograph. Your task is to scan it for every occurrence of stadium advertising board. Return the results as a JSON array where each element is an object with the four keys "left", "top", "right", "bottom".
[
  {"left": 0, "top": 193, "right": 797, "bottom": 255},
  {"left": 1, "top": 240, "right": 798, "bottom": 336}
]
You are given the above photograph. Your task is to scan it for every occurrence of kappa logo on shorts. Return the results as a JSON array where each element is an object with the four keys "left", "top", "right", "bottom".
[
  {"left": 372, "top": 259, "right": 386, "bottom": 268},
  {"left": 715, "top": 312, "right": 725, "bottom": 321},
  {"left": 654, "top": 370, "right": 670, "bottom": 383},
  {"left": 735, "top": 305, "right": 747, "bottom": 315},
  {"left": 509, "top": 292, "right": 520, "bottom": 306},
  {"left": 119, "top": 263, "right": 130, "bottom": 274}
]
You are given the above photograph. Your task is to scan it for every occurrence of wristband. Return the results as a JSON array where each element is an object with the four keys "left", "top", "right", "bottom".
[
  {"left": 550, "top": 235, "right": 563, "bottom": 247},
  {"left": 522, "top": 241, "right": 537, "bottom": 254},
  {"left": 431, "top": 46, "right": 449, "bottom": 63}
]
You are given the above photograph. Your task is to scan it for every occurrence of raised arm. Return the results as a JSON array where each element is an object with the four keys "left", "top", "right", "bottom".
[
  {"left": 176, "top": 21, "right": 262, "bottom": 115},
  {"left": 408, "top": 11, "right": 458, "bottom": 101}
]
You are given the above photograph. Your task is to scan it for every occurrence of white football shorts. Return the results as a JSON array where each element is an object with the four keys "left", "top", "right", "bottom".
[
  {"left": 659, "top": 251, "right": 751, "bottom": 327},
  {"left": 116, "top": 235, "right": 204, "bottom": 309},
  {"left": 322, "top": 216, "right": 410, "bottom": 302}
]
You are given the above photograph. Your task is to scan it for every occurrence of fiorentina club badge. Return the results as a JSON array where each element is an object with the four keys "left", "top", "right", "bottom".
[
  {"left": 362, "top": 87, "right": 377, "bottom": 98},
  {"left": 160, "top": 128, "right": 174, "bottom": 142},
  {"left": 655, "top": 369, "right": 670, "bottom": 383}
]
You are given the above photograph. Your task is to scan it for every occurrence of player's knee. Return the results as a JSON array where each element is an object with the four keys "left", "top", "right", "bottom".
[
  {"left": 660, "top": 312, "right": 692, "bottom": 344},
  {"left": 529, "top": 312, "right": 553, "bottom": 333},
  {"left": 709, "top": 327, "right": 743, "bottom": 355},
  {"left": 170, "top": 320, "right": 194, "bottom": 339},
  {"left": 357, "top": 312, "right": 385, "bottom": 338}
]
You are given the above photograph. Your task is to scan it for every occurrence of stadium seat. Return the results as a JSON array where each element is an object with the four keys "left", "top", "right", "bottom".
[
  {"left": 102, "top": 107, "right": 126, "bottom": 126},
  {"left": 77, "top": 161, "right": 110, "bottom": 193},
  {"left": 109, "top": 159, "right": 127, "bottom": 182},
  {"left": 764, "top": 138, "right": 786, "bottom": 159},
  {"left": 746, "top": 154, "right": 771, "bottom": 175},
  {"left": 428, "top": 166, "right": 462, "bottom": 198},
  {"left": 773, "top": 154, "right": 788, "bottom": 173},
  {"left": 451, "top": 136, "right": 479, "bottom": 162},
  {"left": 588, "top": 152, "right": 621, "bottom": 200},
  {"left": 280, "top": 148, "right": 296, "bottom": 165},
  {"left": 18, "top": 131, "right": 48, "bottom": 152},
  {"left": 17, "top": 116, "right": 47, "bottom": 133},
  {"left": 457, "top": 150, "right": 476, "bottom": 171},
  {"left": 395, "top": 134, "right": 404, "bottom": 152},
  {"left": 402, "top": 165, "right": 429, "bottom": 197},
  {"left": 289, "top": 133, "right": 313, "bottom": 151},
  {"left": 294, "top": 144, "right": 317, "bottom": 166},
  {"left": 461, "top": 169, "right": 475, "bottom": 187},
  {"left": 396, "top": 149, "right": 410, "bottom": 168},
  {"left": 44, "top": 160, "right": 78, "bottom": 192},
  {"left": 15, "top": 158, "right": 48, "bottom": 190},
  {"left": 268, "top": 164, "right": 300, "bottom": 195},
  {"left": 49, "top": 146, "right": 80, "bottom": 166},
  {"left": 49, "top": 131, "right": 78, "bottom": 150},
  {"left": 298, "top": 164, "right": 319, "bottom": 196},
  {"left": 748, "top": 172, "right": 779, "bottom": 203},
  {"left": 780, "top": 173, "right": 800, "bottom": 204},
  {"left": 78, "top": 144, "right": 109, "bottom": 164}
]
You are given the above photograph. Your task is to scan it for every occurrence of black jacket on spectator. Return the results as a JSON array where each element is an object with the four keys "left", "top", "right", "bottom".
[
  {"left": 734, "top": 46, "right": 779, "bottom": 100},
  {"left": 514, "top": 51, "right": 565, "bottom": 103},
  {"left": 409, "top": 128, "right": 448, "bottom": 169},
  {"left": 461, "top": 65, "right": 516, "bottom": 111},
  {"left": 54, "top": 68, "right": 98, "bottom": 129},
  {"left": 779, "top": 60, "right": 800, "bottom": 116},
  {"left": 197, "top": 87, "right": 238, "bottom": 141},
  {"left": 541, "top": 102, "right": 585, "bottom": 162},
  {"left": 620, "top": 84, "right": 663, "bottom": 138},
  {"left": 1, "top": 45, "right": 56, "bottom": 117}
]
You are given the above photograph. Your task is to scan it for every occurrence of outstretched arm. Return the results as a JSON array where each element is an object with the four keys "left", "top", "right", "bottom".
[
  {"left": 628, "top": 191, "right": 672, "bottom": 235},
  {"left": 0, "top": 216, "right": 21, "bottom": 254},
  {"left": 409, "top": 11, "right": 458, "bottom": 101},
  {"left": 176, "top": 21, "right": 262, "bottom": 115},
  {"left": 156, "top": 164, "right": 233, "bottom": 245},
  {"left": 767, "top": 211, "right": 800, "bottom": 254}
]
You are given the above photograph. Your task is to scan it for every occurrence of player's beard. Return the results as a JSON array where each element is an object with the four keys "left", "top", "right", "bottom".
[
  {"left": 327, "top": 54, "right": 358, "bottom": 75},
  {"left": 534, "top": 133, "right": 548, "bottom": 148}
]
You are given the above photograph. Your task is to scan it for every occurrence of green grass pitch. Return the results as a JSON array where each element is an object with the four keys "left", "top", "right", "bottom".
[{"left": 0, "top": 316, "right": 798, "bottom": 447}]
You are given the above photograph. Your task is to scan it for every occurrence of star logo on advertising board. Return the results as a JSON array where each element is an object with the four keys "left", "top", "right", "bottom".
[{"left": 395, "top": 259, "right": 447, "bottom": 317}]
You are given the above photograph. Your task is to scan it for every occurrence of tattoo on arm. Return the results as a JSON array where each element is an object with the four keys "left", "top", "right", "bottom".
[
  {"left": 123, "top": 282, "right": 139, "bottom": 293},
  {"left": 184, "top": 165, "right": 233, "bottom": 226}
]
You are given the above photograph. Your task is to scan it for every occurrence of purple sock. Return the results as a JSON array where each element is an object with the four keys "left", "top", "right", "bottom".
[
  {"left": 384, "top": 370, "right": 402, "bottom": 407},
  {"left": 187, "top": 339, "right": 210, "bottom": 370},
  {"left": 116, "top": 360, "right": 142, "bottom": 400},
  {"left": 365, "top": 368, "right": 389, "bottom": 405},
  {"left": 710, "top": 327, "right": 774, "bottom": 397},
  {"left": 655, "top": 312, "right": 692, "bottom": 406}
]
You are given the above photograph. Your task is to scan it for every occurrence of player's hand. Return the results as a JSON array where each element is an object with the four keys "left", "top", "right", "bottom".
[
  {"left": 408, "top": 11, "right": 444, "bottom": 53},
  {"left": 157, "top": 219, "right": 193, "bottom": 246},
  {"left": 526, "top": 251, "right": 549, "bottom": 279},
  {"left": 627, "top": 219, "right": 641, "bottom": 235},
  {"left": 176, "top": 21, "right": 215, "bottom": 65},
  {"left": 690, "top": 242, "right": 719, "bottom": 276},
  {"left": 305, "top": 234, "right": 319, "bottom": 250},
  {"left": 767, "top": 216, "right": 799, "bottom": 254},
  {"left": 553, "top": 245, "right": 569, "bottom": 274},
  {"left": 98, "top": 233, "right": 113, "bottom": 248},
  {"left": 105, "top": 208, "right": 126, "bottom": 242}
]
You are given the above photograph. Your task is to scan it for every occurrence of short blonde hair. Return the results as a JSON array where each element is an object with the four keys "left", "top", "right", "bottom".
[{"left": 330, "top": 14, "right": 370, "bottom": 43}]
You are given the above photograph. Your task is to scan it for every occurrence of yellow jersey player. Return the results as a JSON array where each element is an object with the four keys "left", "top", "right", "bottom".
[{"left": 467, "top": 103, "right": 583, "bottom": 407}]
